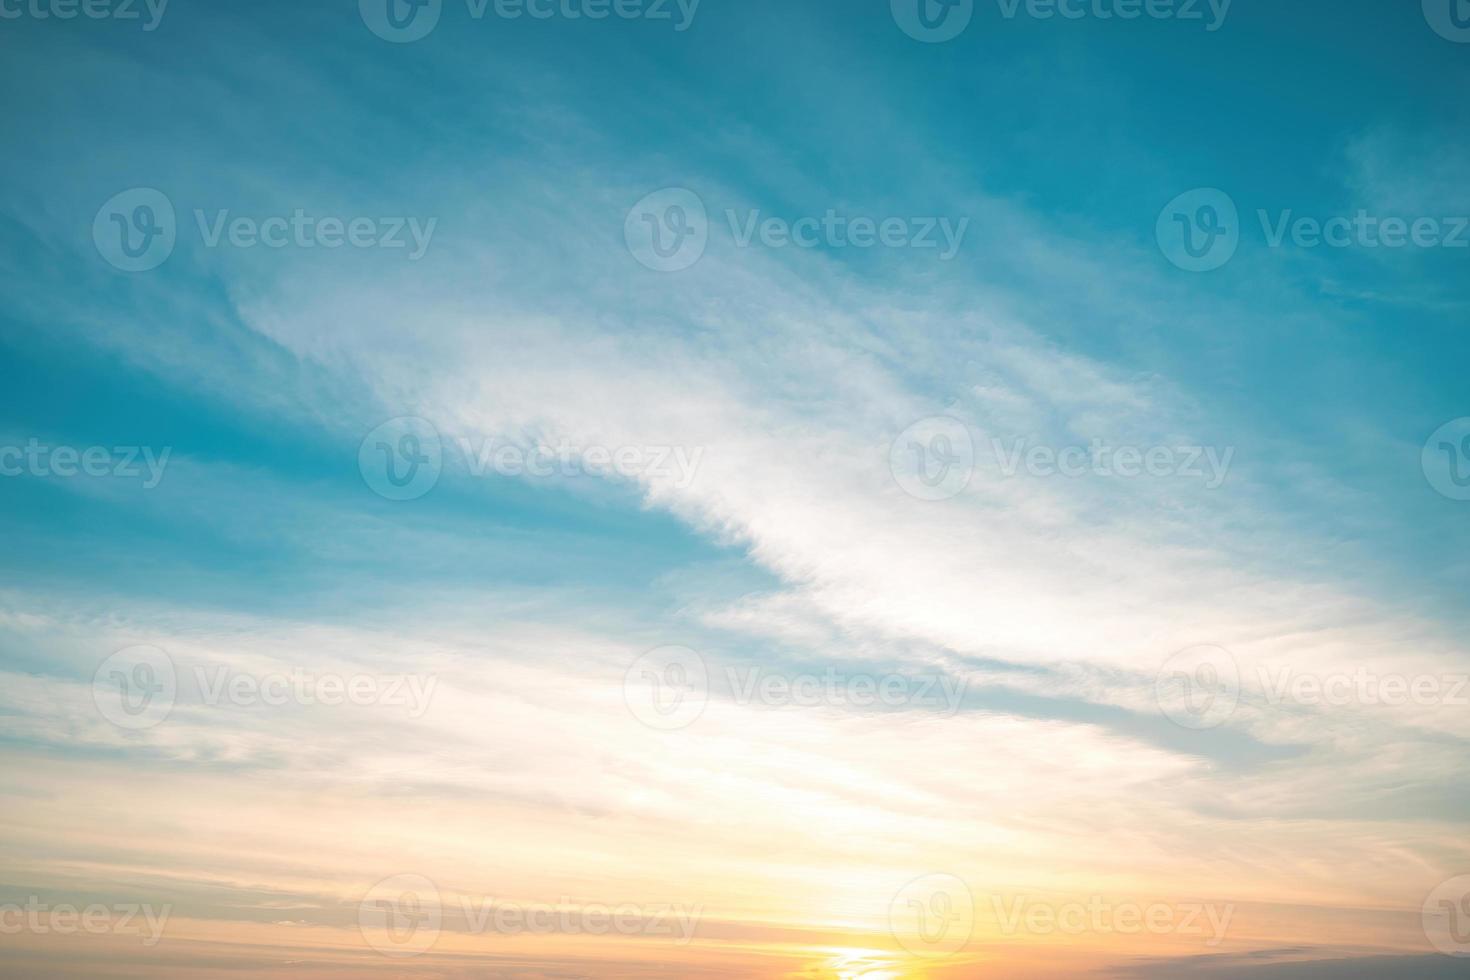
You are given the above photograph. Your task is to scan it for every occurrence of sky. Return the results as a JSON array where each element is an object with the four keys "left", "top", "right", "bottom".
[{"left": 1, "top": 0, "right": 1469, "bottom": 977}]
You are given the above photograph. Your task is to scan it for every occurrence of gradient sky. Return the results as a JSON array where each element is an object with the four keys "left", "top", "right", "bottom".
[{"left": 1, "top": 0, "right": 1469, "bottom": 977}]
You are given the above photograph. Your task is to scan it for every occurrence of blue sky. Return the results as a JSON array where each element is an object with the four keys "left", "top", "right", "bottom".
[{"left": 1, "top": 1, "right": 1468, "bottom": 976}]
